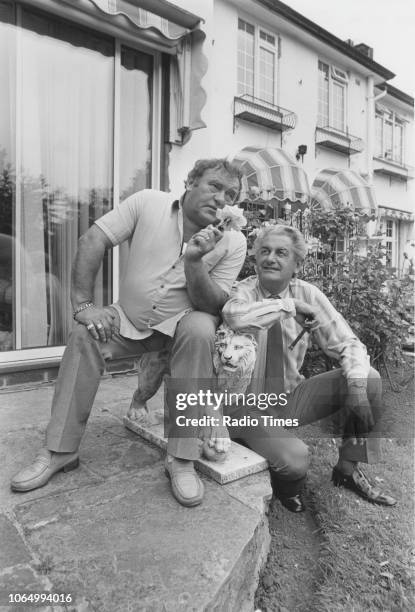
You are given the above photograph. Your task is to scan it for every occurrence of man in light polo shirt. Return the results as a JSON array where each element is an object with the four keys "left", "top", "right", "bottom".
[{"left": 11, "top": 159, "right": 247, "bottom": 507}]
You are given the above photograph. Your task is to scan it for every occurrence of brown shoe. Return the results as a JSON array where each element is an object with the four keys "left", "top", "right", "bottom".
[
  {"left": 332, "top": 466, "right": 397, "bottom": 506},
  {"left": 165, "top": 455, "right": 204, "bottom": 507},
  {"left": 11, "top": 449, "right": 79, "bottom": 492}
]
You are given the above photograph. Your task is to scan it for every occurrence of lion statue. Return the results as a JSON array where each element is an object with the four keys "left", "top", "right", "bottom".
[
  {"left": 213, "top": 324, "right": 257, "bottom": 395},
  {"left": 126, "top": 324, "right": 257, "bottom": 463},
  {"left": 126, "top": 349, "right": 170, "bottom": 424},
  {"left": 201, "top": 324, "right": 257, "bottom": 462}
]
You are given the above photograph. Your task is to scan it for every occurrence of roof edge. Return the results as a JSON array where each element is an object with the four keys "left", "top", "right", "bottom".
[
  {"left": 130, "top": 0, "right": 202, "bottom": 29},
  {"left": 254, "top": 0, "right": 395, "bottom": 81},
  {"left": 378, "top": 83, "right": 414, "bottom": 107}
]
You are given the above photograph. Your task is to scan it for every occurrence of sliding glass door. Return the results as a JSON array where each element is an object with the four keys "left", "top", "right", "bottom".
[{"left": 0, "top": 2, "right": 157, "bottom": 354}]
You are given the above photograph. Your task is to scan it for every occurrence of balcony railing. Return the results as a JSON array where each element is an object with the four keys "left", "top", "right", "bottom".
[
  {"left": 315, "top": 125, "right": 364, "bottom": 155},
  {"left": 373, "top": 156, "right": 414, "bottom": 181},
  {"left": 233, "top": 95, "right": 297, "bottom": 132}
]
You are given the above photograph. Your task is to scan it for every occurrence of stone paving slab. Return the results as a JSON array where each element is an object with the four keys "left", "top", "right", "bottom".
[
  {"left": 0, "top": 565, "right": 53, "bottom": 612},
  {"left": 10, "top": 469, "right": 265, "bottom": 612},
  {"left": 224, "top": 470, "right": 273, "bottom": 514},
  {"left": 79, "top": 416, "right": 163, "bottom": 479},
  {"left": 0, "top": 386, "right": 52, "bottom": 431},
  {"left": 124, "top": 416, "right": 269, "bottom": 484},
  {"left": 0, "top": 515, "right": 32, "bottom": 569},
  {"left": 0, "top": 375, "right": 272, "bottom": 611},
  {"left": 0, "top": 429, "right": 102, "bottom": 512}
]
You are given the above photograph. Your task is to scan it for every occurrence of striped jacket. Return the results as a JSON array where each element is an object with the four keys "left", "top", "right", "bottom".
[{"left": 222, "top": 275, "right": 370, "bottom": 393}]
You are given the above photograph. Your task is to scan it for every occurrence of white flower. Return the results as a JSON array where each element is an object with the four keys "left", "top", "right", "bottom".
[{"left": 215, "top": 205, "right": 247, "bottom": 230}]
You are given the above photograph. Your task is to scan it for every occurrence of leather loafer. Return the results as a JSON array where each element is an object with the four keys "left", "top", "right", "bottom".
[
  {"left": 332, "top": 466, "right": 397, "bottom": 506},
  {"left": 279, "top": 493, "right": 306, "bottom": 513},
  {"left": 11, "top": 448, "right": 79, "bottom": 492},
  {"left": 165, "top": 455, "right": 204, "bottom": 507}
]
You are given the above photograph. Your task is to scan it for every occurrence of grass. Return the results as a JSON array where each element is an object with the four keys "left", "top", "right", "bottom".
[
  {"left": 305, "top": 435, "right": 414, "bottom": 611},
  {"left": 256, "top": 359, "right": 414, "bottom": 612}
]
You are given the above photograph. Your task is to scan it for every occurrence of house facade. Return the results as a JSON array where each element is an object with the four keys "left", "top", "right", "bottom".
[{"left": 0, "top": 0, "right": 413, "bottom": 377}]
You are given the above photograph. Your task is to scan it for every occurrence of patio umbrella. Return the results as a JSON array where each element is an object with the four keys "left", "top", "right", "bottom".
[
  {"left": 311, "top": 168, "right": 377, "bottom": 219},
  {"left": 230, "top": 147, "right": 311, "bottom": 206}
]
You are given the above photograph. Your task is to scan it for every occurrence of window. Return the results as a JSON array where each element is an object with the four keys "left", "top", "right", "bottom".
[
  {"left": 237, "top": 19, "right": 254, "bottom": 97},
  {"left": 375, "top": 109, "right": 405, "bottom": 164},
  {"left": 382, "top": 219, "right": 397, "bottom": 267},
  {"left": 318, "top": 61, "right": 348, "bottom": 131},
  {"left": 237, "top": 18, "right": 277, "bottom": 104},
  {"left": 0, "top": 3, "right": 158, "bottom": 353},
  {"left": 386, "top": 220, "right": 393, "bottom": 238},
  {"left": 335, "top": 236, "right": 346, "bottom": 256}
]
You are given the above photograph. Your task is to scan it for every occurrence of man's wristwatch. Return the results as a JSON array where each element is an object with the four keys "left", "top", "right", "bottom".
[{"left": 73, "top": 302, "right": 94, "bottom": 320}]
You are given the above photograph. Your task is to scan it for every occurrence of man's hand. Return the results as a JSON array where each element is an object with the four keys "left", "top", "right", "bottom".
[
  {"left": 344, "top": 387, "right": 375, "bottom": 445},
  {"left": 292, "top": 299, "right": 319, "bottom": 328},
  {"left": 184, "top": 225, "right": 223, "bottom": 261},
  {"left": 75, "top": 305, "right": 119, "bottom": 343}
]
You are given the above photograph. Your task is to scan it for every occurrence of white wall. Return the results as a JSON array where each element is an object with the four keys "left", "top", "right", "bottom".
[
  {"left": 372, "top": 93, "right": 414, "bottom": 214},
  {"left": 167, "top": 0, "right": 414, "bottom": 223}
]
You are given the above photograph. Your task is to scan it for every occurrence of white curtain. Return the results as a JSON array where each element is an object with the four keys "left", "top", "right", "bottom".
[{"left": 19, "top": 9, "right": 114, "bottom": 347}]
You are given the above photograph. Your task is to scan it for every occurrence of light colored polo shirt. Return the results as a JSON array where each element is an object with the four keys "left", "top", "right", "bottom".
[{"left": 95, "top": 189, "right": 247, "bottom": 339}]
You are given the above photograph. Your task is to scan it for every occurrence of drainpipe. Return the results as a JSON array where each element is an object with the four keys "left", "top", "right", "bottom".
[
  {"left": 366, "top": 78, "right": 387, "bottom": 238},
  {"left": 366, "top": 76, "right": 387, "bottom": 183}
]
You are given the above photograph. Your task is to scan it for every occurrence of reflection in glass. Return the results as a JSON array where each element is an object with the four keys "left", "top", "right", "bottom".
[
  {"left": 17, "top": 10, "right": 114, "bottom": 348},
  {"left": 119, "top": 46, "right": 153, "bottom": 199},
  {"left": 118, "top": 46, "right": 153, "bottom": 272},
  {"left": 0, "top": 2, "right": 16, "bottom": 351},
  {"left": 1, "top": 9, "right": 156, "bottom": 353}
]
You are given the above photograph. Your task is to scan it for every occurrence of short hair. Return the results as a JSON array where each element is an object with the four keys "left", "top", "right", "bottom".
[
  {"left": 254, "top": 224, "right": 308, "bottom": 263},
  {"left": 185, "top": 158, "right": 243, "bottom": 192}
]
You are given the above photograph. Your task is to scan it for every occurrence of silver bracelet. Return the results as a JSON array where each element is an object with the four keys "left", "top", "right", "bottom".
[{"left": 73, "top": 302, "right": 94, "bottom": 320}]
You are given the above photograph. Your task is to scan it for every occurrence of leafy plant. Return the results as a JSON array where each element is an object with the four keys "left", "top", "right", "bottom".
[{"left": 301, "top": 241, "right": 411, "bottom": 366}]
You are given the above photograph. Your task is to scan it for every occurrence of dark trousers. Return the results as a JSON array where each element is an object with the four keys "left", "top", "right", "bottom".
[{"left": 225, "top": 367, "right": 382, "bottom": 482}]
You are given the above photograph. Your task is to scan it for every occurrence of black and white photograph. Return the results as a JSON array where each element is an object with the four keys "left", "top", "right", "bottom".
[{"left": 0, "top": 1, "right": 414, "bottom": 610}]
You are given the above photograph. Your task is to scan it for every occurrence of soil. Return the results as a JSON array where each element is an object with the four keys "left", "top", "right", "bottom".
[{"left": 254, "top": 496, "right": 322, "bottom": 612}]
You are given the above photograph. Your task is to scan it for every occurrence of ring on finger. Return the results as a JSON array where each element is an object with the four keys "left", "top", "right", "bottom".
[
  {"left": 96, "top": 322, "right": 104, "bottom": 330},
  {"left": 87, "top": 323, "right": 95, "bottom": 331}
]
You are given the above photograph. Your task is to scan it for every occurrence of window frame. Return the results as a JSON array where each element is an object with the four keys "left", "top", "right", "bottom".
[
  {"left": 317, "top": 60, "right": 348, "bottom": 132},
  {"left": 237, "top": 17, "right": 278, "bottom": 106},
  {"left": 375, "top": 107, "right": 406, "bottom": 165},
  {"left": 381, "top": 218, "right": 398, "bottom": 268},
  {"left": 0, "top": 2, "right": 162, "bottom": 365}
]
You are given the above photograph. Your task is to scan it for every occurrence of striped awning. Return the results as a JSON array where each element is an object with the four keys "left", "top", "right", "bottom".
[
  {"left": 77, "top": 0, "right": 201, "bottom": 40},
  {"left": 311, "top": 168, "right": 377, "bottom": 218},
  {"left": 230, "top": 147, "right": 311, "bottom": 205},
  {"left": 378, "top": 206, "right": 413, "bottom": 222},
  {"left": 53, "top": 0, "right": 207, "bottom": 134}
]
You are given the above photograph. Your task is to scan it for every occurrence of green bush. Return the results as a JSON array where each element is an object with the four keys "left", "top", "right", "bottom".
[{"left": 301, "top": 242, "right": 411, "bottom": 367}]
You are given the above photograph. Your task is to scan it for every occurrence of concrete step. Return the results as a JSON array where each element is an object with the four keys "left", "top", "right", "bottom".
[
  {"left": 124, "top": 415, "right": 269, "bottom": 484},
  {"left": 1, "top": 376, "right": 273, "bottom": 611}
]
